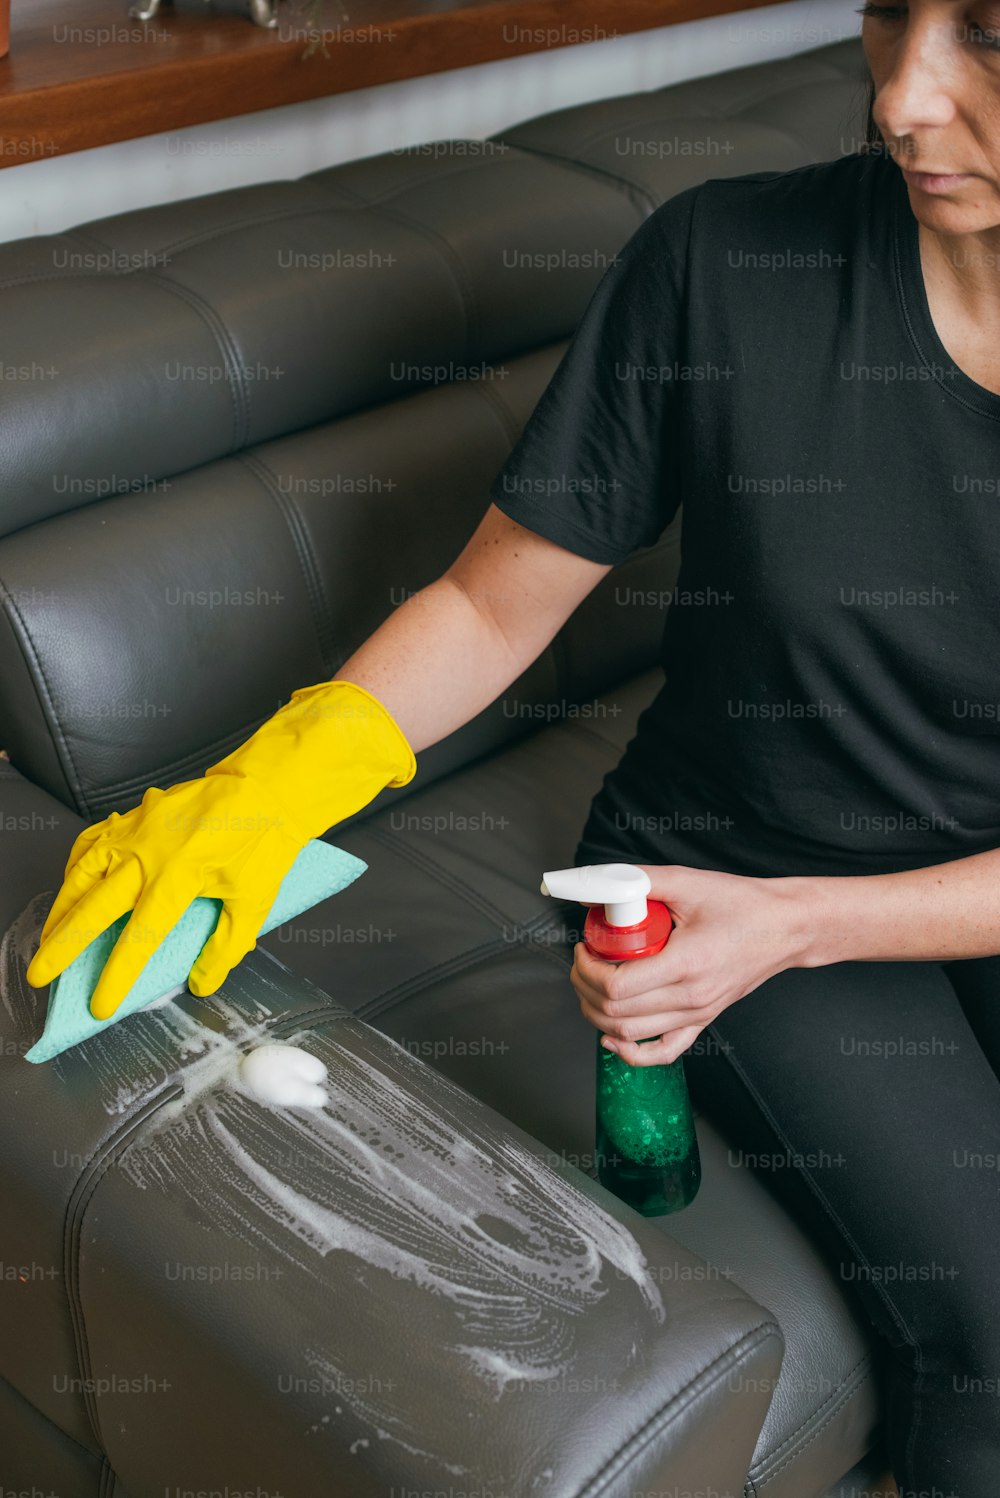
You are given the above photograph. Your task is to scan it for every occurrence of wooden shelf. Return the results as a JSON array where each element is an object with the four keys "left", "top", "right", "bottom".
[{"left": 0, "top": 0, "right": 793, "bottom": 168}]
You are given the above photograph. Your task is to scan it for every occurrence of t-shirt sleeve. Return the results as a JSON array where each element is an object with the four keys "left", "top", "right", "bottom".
[{"left": 488, "top": 182, "right": 701, "bottom": 566}]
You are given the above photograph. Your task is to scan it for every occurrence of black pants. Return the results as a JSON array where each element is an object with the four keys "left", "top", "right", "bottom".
[
  {"left": 686, "top": 955, "right": 1000, "bottom": 1498},
  {"left": 574, "top": 842, "right": 1000, "bottom": 1496}
]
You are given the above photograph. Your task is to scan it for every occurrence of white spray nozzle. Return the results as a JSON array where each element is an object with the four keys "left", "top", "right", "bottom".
[{"left": 540, "top": 863, "right": 650, "bottom": 928}]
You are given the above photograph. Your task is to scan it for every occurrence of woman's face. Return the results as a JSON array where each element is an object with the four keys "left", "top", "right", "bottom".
[{"left": 862, "top": 1, "right": 1000, "bottom": 232}]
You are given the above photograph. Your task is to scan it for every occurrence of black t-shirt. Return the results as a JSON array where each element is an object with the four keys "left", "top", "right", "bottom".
[{"left": 489, "top": 150, "right": 1000, "bottom": 878}]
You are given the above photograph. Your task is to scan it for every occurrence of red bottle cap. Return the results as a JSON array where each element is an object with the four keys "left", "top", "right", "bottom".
[{"left": 583, "top": 899, "right": 672, "bottom": 961}]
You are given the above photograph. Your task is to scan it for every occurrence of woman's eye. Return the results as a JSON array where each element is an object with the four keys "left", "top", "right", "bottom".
[
  {"left": 856, "top": 3, "right": 1000, "bottom": 49},
  {"left": 855, "top": 3, "right": 906, "bottom": 18},
  {"left": 966, "top": 20, "right": 1000, "bottom": 48}
]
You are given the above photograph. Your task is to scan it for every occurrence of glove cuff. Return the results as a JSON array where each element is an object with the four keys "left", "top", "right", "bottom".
[
  {"left": 287, "top": 679, "right": 417, "bottom": 789},
  {"left": 205, "top": 678, "right": 417, "bottom": 841}
]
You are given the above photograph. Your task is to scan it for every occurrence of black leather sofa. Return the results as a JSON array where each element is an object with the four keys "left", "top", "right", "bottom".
[{"left": 0, "top": 32, "right": 893, "bottom": 1498}]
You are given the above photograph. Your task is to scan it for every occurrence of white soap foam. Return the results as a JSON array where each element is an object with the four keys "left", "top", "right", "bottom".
[
  {"left": 238, "top": 1043, "right": 328, "bottom": 1109},
  {"left": 142, "top": 983, "right": 187, "bottom": 1011},
  {"left": 0, "top": 893, "right": 49, "bottom": 1028}
]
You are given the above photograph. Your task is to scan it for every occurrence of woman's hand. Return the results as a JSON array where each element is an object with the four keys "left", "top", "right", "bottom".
[
  {"left": 25, "top": 678, "right": 415, "bottom": 1020},
  {"left": 571, "top": 863, "right": 818, "bottom": 1066}
]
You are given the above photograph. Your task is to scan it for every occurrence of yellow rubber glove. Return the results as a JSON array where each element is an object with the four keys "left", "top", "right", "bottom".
[{"left": 25, "top": 679, "right": 416, "bottom": 1020}]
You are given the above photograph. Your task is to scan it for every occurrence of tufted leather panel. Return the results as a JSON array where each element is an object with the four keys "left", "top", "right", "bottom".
[
  {"left": 495, "top": 37, "right": 870, "bottom": 200},
  {"left": 0, "top": 162, "right": 643, "bottom": 538},
  {"left": 0, "top": 352, "right": 681, "bottom": 817}
]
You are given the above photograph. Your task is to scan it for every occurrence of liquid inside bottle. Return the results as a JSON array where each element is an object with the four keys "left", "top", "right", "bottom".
[{"left": 595, "top": 1034, "right": 701, "bottom": 1216}]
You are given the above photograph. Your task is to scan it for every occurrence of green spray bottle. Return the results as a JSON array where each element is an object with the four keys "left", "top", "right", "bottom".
[{"left": 540, "top": 862, "right": 701, "bottom": 1217}]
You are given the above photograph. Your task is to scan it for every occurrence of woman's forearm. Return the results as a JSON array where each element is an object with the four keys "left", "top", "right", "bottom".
[
  {"left": 787, "top": 846, "right": 1000, "bottom": 966},
  {"left": 332, "top": 576, "right": 526, "bottom": 755}
]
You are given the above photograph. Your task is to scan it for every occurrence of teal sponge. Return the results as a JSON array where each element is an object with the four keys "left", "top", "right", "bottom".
[{"left": 25, "top": 838, "right": 366, "bottom": 1064}]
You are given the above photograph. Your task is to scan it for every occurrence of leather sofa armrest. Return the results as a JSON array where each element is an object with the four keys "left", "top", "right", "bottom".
[{"left": 0, "top": 777, "right": 783, "bottom": 1495}]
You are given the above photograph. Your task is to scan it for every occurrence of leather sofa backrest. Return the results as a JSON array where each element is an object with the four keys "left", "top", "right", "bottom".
[{"left": 0, "top": 38, "right": 868, "bottom": 819}]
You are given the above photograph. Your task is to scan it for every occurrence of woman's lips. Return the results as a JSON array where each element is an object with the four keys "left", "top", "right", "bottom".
[{"left": 901, "top": 168, "right": 972, "bottom": 194}]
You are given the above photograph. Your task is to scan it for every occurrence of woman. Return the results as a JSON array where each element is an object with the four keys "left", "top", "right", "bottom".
[
  {"left": 562, "top": 7, "right": 1000, "bottom": 1493},
  {"left": 27, "top": 4, "right": 1000, "bottom": 1493}
]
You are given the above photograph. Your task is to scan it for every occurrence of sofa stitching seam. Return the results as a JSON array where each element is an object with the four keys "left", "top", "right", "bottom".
[
  {"left": 362, "top": 826, "right": 579, "bottom": 985},
  {"left": 753, "top": 1356, "right": 874, "bottom": 1485},
  {"left": 238, "top": 451, "right": 336, "bottom": 673},
  {"left": 0, "top": 1368, "right": 103, "bottom": 1466},
  {"left": 485, "top": 137, "right": 658, "bottom": 217},
  {"left": 0, "top": 197, "right": 361, "bottom": 280},
  {"left": 354, "top": 942, "right": 520, "bottom": 1024},
  {"left": 0, "top": 192, "right": 444, "bottom": 294},
  {"left": 578, "top": 1322, "right": 784, "bottom": 1497},
  {"left": 489, "top": 62, "right": 860, "bottom": 201},
  {"left": 137, "top": 197, "right": 363, "bottom": 259},
  {"left": 141, "top": 270, "right": 246, "bottom": 447},
  {"left": 0, "top": 573, "right": 89, "bottom": 814},
  {"left": 351, "top": 924, "right": 573, "bottom": 1027},
  {"left": 305, "top": 153, "right": 531, "bottom": 210},
  {"left": 91, "top": 720, "right": 268, "bottom": 805},
  {"left": 64, "top": 1133, "right": 157, "bottom": 1450},
  {"left": 468, "top": 372, "right": 533, "bottom": 448},
  {"left": 347, "top": 199, "right": 481, "bottom": 359},
  {"left": 364, "top": 823, "right": 523, "bottom": 929},
  {"left": 752, "top": 1349, "right": 872, "bottom": 1474},
  {"left": 495, "top": 104, "right": 714, "bottom": 163}
]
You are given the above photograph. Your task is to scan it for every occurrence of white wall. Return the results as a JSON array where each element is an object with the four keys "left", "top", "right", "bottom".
[{"left": 0, "top": 0, "right": 860, "bottom": 243}]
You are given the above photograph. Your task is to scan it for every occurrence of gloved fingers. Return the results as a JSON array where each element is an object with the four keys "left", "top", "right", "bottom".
[
  {"left": 37, "top": 838, "right": 118, "bottom": 948},
  {"left": 89, "top": 876, "right": 198, "bottom": 1021},
  {"left": 187, "top": 893, "right": 272, "bottom": 999},
  {"left": 36, "top": 793, "right": 174, "bottom": 952},
  {"left": 55, "top": 808, "right": 133, "bottom": 880},
  {"left": 27, "top": 858, "right": 144, "bottom": 989},
  {"left": 62, "top": 814, "right": 117, "bottom": 870}
]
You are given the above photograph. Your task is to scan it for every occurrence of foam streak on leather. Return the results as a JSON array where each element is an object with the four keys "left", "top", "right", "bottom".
[{"left": 69, "top": 951, "right": 781, "bottom": 1497}]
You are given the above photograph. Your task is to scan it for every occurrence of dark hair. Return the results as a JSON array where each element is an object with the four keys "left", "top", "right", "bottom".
[{"left": 861, "top": 74, "right": 885, "bottom": 154}]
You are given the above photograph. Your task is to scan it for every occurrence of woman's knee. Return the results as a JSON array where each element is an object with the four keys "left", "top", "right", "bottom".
[{"left": 845, "top": 1244, "right": 1000, "bottom": 1401}]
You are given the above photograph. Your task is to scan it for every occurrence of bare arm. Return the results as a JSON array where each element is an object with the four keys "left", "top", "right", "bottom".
[
  {"left": 332, "top": 504, "right": 611, "bottom": 753},
  {"left": 787, "top": 848, "right": 1000, "bottom": 963}
]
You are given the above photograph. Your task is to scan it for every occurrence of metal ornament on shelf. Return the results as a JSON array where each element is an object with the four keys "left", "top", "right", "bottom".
[{"left": 128, "top": 0, "right": 280, "bottom": 27}]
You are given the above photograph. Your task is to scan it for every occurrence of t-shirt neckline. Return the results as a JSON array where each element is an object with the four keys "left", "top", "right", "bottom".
[{"left": 890, "top": 154, "right": 1000, "bottom": 422}]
